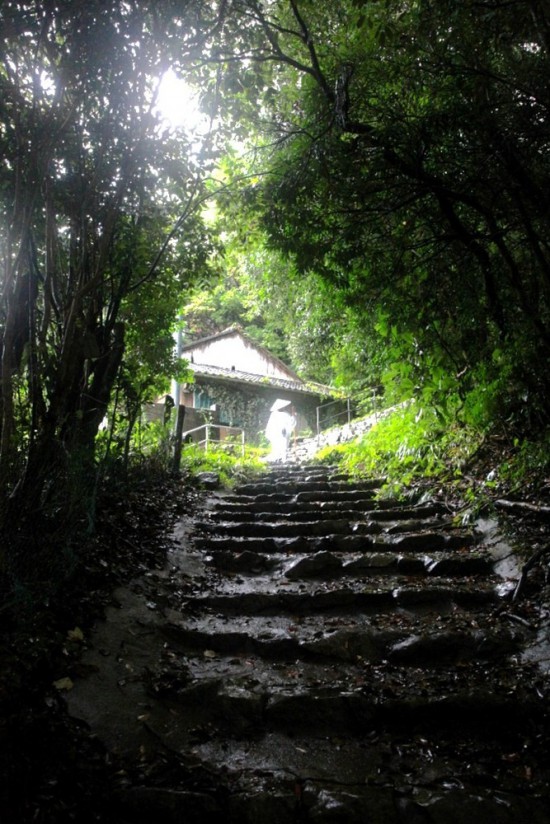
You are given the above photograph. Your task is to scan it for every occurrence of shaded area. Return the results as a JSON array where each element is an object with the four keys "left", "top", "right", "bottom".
[{"left": 61, "top": 465, "right": 550, "bottom": 823}]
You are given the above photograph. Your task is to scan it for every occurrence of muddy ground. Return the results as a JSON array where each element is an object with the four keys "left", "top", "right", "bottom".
[{"left": 1, "top": 465, "right": 550, "bottom": 823}]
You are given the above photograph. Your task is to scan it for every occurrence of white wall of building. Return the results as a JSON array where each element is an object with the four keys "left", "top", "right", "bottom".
[{"left": 186, "top": 333, "right": 295, "bottom": 380}]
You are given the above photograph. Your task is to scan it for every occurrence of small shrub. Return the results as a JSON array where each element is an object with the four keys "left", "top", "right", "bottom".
[
  {"left": 180, "top": 443, "right": 267, "bottom": 487},
  {"left": 314, "top": 401, "right": 481, "bottom": 494}
]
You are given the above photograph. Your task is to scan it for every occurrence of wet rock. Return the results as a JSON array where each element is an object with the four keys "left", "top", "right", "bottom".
[
  {"left": 379, "top": 532, "right": 448, "bottom": 552},
  {"left": 385, "top": 519, "right": 443, "bottom": 534},
  {"left": 216, "top": 684, "right": 266, "bottom": 734},
  {"left": 445, "top": 532, "right": 476, "bottom": 549},
  {"left": 296, "top": 489, "right": 377, "bottom": 504},
  {"left": 265, "top": 690, "right": 372, "bottom": 733},
  {"left": 275, "top": 536, "right": 317, "bottom": 552},
  {"left": 229, "top": 789, "right": 296, "bottom": 824},
  {"left": 393, "top": 585, "right": 496, "bottom": 607},
  {"left": 400, "top": 789, "right": 550, "bottom": 824},
  {"left": 368, "top": 504, "right": 444, "bottom": 521},
  {"left": 387, "top": 631, "right": 520, "bottom": 664},
  {"left": 331, "top": 534, "right": 376, "bottom": 551},
  {"left": 303, "top": 627, "right": 393, "bottom": 661},
  {"left": 344, "top": 553, "right": 399, "bottom": 573},
  {"left": 427, "top": 555, "right": 492, "bottom": 576},
  {"left": 396, "top": 555, "right": 427, "bottom": 575},
  {"left": 115, "top": 787, "right": 222, "bottom": 823},
  {"left": 307, "top": 788, "right": 396, "bottom": 823},
  {"left": 377, "top": 692, "right": 543, "bottom": 731},
  {"left": 212, "top": 550, "right": 274, "bottom": 572},
  {"left": 196, "top": 471, "right": 221, "bottom": 489},
  {"left": 284, "top": 551, "right": 342, "bottom": 579}
]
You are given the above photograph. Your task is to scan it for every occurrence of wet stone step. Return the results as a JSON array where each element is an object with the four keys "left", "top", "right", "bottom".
[
  {"left": 161, "top": 641, "right": 531, "bottom": 697},
  {"left": 167, "top": 467, "right": 546, "bottom": 819},
  {"left": 170, "top": 587, "right": 398, "bottom": 615},
  {"left": 263, "top": 689, "right": 542, "bottom": 735},
  {"left": 237, "top": 470, "right": 382, "bottom": 486},
  {"left": 222, "top": 489, "right": 383, "bottom": 505},
  {"left": 192, "top": 531, "right": 475, "bottom": 554},
  {"left": 195, "top": 517, "right": 467, "bottom": 540},
  {"left": 203, "top": 507, "right": 389, "bottom": 524},
  {"left": 206, "top": 501, "right": 383, "bottom": 519},
  {"left": 362, "top": 503, "right": 450, "bottom": 520},
  {"left": 284, "top": 550, "right": 493, "bottom": 579},
  {"left": 145, "top": 655, "right": 536, "bottom": 736},
  {"left": 164, "top": 618, "right": 401, "bottom": 662},
  {"left": 172, "top": 581, "right": 499, "bottom": 614},
  {"left": 194, "top": 518, "right": 362, "bottom": 538},
  {"left": 163, "top": 613, "right": 523, "bottom": 665},
  {"left": 204, "top": 548, "right": 494, "bottom": 578},
  {"left": 143, "top": 728, "right": 549, "bottom": 824},
  {"left": 204, "top": 508, "right": 455, "bottom": 530},
  {"left": 208, "top": 500, "right": 449, "bottom": 520},
  {"left": 232, "top": 481, "right": 330, "bottom": 496},
  {"left": 192, "top": 534, "right": 375, "bottom": 553},
  {"left": 177, "top": 770, "right": 546, "bottom": 824},
  {"left": 232, "top": 479, "right": 380, "bottom": 496}
]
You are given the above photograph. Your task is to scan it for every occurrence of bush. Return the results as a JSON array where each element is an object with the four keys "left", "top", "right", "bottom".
[
  {"left": 314, "top": 401, "right": 480, "bottom": 494},
  {"left": 179, "top": 443, "right": 267, "bottom": 487}
]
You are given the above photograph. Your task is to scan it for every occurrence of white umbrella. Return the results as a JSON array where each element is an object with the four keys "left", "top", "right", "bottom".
[{"left": 270, "top": 398, "right": 292, "bottom": 412}]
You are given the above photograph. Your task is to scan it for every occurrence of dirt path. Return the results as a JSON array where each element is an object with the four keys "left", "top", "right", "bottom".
[{"left": 66, "top": 464, "right": 550, "bottom": 823}]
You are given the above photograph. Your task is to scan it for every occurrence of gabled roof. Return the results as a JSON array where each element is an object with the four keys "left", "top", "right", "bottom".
[
  {"left": 189, "top": 362, "right": 333, "bottom": 398},
  {"left": 182, "top": 326, "right": 334, "bottom": 399},
  {"left": 181, "top": 326, "right": 302, "bottom": 382}
]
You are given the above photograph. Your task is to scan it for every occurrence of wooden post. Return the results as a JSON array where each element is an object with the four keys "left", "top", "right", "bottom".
[
  {"left": 171, "top": 404, "right": 185, "bottom": 473},
  {"left": 316, "top": 405, "right": 321, "bottom": 441}
]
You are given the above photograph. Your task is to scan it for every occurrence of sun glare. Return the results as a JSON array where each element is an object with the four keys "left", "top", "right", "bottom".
[{"left": 155, "top": 69, "right": 207, "bottom": 133}]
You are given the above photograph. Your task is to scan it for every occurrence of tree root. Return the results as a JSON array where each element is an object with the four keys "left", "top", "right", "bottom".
[
  {"left": 513, "top": 543, "right": 550, "bottom": 602},
  {"left": 495, "top": 499, "right": 550, "bottom": 522}
]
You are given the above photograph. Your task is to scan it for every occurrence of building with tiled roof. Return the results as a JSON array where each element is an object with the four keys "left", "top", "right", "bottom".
[{"left": 173, "top": 327, "right": 339, "bottom": 443}]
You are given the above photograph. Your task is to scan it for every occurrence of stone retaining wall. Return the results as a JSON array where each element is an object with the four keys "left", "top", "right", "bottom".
[{"left": 290, "top": 412, "right": 379, "bottom": 462}]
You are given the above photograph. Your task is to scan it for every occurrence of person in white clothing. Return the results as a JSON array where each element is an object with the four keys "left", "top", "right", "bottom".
[{"left": 265, "top": 401, "right": 296, "bottom": 462}]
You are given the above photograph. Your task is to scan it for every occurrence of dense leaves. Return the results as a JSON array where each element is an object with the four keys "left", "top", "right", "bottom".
[
  {"left": 0, "top": 1, "right": 218, "bottom": 573},
  {"left": 1, "top": 0, "right": 550, "bottom": 591},
  {"left": 207, "top": 0, "right": 550, "bottom": 433}
]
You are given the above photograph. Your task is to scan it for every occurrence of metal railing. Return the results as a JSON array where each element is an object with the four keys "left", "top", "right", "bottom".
[
  {"left": 316, "top": 397, "right": 352, "bottom": 436},
  {"left": 181, "top": 423, "right": 246, "bottom": 456}
]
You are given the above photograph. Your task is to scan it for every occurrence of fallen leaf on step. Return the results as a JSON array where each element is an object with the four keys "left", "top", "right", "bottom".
[{"left": 53, "top": 676, "right": 74, "bottom": 691}]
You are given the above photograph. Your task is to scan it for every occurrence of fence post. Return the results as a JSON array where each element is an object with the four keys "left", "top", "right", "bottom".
[
  {"left": 205, "top": 425, "right": 210, "bottom": 453},
  {"left": 171, "top": 404, "right": 186, "bottom": 473}
]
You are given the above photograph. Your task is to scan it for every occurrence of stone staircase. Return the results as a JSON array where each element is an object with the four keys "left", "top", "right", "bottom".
[
  {"left": 67, "top": 463, "right": 550, "bottom": 822},
  {"left": 154, "top": 463, "right": 548, "bottom": 822}
]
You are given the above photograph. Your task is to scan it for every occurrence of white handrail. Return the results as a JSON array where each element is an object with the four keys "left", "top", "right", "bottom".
[
  {"left": 181, "top": 423, "right": 245, "bottom": 456},
  {"left": 316, "top": 397, "right": 352, "bottom": 437}
]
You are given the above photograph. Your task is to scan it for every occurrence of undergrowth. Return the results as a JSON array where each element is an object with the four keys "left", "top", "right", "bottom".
[
  {"left": 179, "top": 442, "right": 267, "bottom": 487},
  {"left": 314, "top": 401, "right": 482, "bottom": 496},
  {"left": 314, "top": 400, "right": 550, "bottom": 504}
]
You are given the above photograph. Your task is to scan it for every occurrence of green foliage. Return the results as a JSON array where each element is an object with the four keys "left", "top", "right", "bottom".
[
  {"left": 210, "top": 0, "right": 550, "bottom": 436},
  {"left": 461, "top": 340, "right": 550, "bottom": 436},
  {"left": 498, "top": 432, "right": 550, "bottom": 494},
  {"left": 315, "top": 402, "right": 481, "bottom": 495},
  {"left": 179, "top": 443, "right": 267, "bottom": 488},
  {"left": 0, "top": 0, "right": 224, "bottom": 547}
]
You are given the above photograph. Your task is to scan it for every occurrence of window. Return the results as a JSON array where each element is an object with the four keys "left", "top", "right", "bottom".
[{"left": 194, "top": 389, "right": 215, "bottom": 409}]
